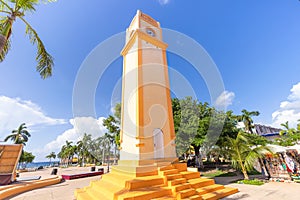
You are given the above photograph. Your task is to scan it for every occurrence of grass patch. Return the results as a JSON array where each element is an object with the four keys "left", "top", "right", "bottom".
[
  {"left": 237, "top": 179, "right": 264, "bottom": 185},
  {"left": 202, "top": 170, "right": 237, "bottom": 178}
]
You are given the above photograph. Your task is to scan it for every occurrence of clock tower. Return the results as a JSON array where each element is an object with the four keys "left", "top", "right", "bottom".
[
  {"left": 75, "top": 11, "right": 238, "bottom": 200},
  {"left": 119, "top": 10, "right": 176, "bottom": 162}
]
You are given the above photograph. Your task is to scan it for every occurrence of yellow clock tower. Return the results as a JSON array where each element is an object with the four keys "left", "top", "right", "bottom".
[
  {"left": 119, "top": 10, "right": 176, "bottom": 162},
  {"left": 75, "top": 11, "right": 238, "bottom": 200}
]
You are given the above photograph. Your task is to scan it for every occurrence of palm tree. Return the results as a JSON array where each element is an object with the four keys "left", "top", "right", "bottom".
[
  {"left": 76, "top": 139, "right": 84, "bottom": 166},
  {"left": 0, "top": 0, "right": 56, "bottom": 79},
  {"left": 4, "top": 123, "right": 31, "bottom": 145},
  {"left": 279, "top": 121, "right": 297, "bottom": 135},
  {"left": 98, "top": 133, "right": 113, "bottom": 165},
  {"left": 237, "top": 109, "right": 260, "bottom": 133},
  {"left": 76, "top": 133, "right": 94, "bottom": 166},
  {"left": 226, "top": 131, "right": 272, "bottom": 180},
  {"left": 103, "top": 116, "right": 120, "bottom": 164},
  {"left": 276, "top": 121, "right": 300, "bottom": 146},
  {"left": 45, "top": 151, "right": 56, "bottom": 165},
  {"left": 58, "top": 140, "right": 73, "bottom": 166}
]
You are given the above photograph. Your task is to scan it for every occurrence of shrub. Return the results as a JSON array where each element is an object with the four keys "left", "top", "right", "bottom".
[{"left": 237, "top": 179, "right": 264, "bottom": 185}]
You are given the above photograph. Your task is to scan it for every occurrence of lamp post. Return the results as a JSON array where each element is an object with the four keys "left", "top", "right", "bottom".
[{"left": 107, "top": 155, "right": 110, "bottom": 173}]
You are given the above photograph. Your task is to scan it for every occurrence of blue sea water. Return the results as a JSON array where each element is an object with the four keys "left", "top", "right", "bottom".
[{"left": 24, "top": 161, "right": 58, "bottom": 169}]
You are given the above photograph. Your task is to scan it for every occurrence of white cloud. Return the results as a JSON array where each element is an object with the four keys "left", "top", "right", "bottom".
[
  {"left": 215, "top": 91, "right": 235, "bottom": 109},
  {"left": 158, "top": 0, "right": 170, "bottom": 5},
  {"left": 44, "top": 117, "right": 107, "bottom": 153},
  {"left": 272, "top": 82, "right": 300, "bottom": 128},
  {"left": 0, "top": 96, "right": 66, "bottom": 139}
]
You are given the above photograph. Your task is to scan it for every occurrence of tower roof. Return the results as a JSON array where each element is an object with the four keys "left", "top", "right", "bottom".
[{"left": 128, "top": 10, "right": 161, "bottom": 30}]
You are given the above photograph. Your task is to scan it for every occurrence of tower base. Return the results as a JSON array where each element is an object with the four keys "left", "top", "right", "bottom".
[{"left": 74, "top": 160, "right": 238, "bottom": 200}]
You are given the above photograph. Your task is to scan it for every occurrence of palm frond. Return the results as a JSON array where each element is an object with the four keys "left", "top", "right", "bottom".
[
  {"left": 22, "top": 130, "right": 31, "bottom": 137},
  {"left": 0, "top": 17, "right": 12, "bottom": 60},
  {"left": 13, "top": 0, "right": 38, "bottom": 12},
  {"left": 4, "top": 135, "right": 14, "bottom": 141},
  {"left": 19, "top": 16, "right": 53, "bottom": 78},
  {"left": 22, "top": 134, "right": 28, "bottom": 142},
  {"left": 40, "top": 0, "right": 57, "bottom": 3},
  {"left": 0, "top": 0, "right": 14, "bottom": 12}
]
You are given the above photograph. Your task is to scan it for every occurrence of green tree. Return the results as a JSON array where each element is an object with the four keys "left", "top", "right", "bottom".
[
  {"left": 279, "top": 121, "right": 297, "bottom": 136},
  {"left": 45, "top": 151, "right": 56, "bottom": 165},
  {"left": 103, "top": 103, "right": 121, "bottom": 146},
  {"left": 237, "top": 109, "right": 260, "bottom": 133},
  {"left": 216, "top": 110, "right": 239, "bottom": 147},
  {"left": 191, "top": 102, "right": 212, "bottom": 168},
  {"left": 275, "top": 120, "right": 300, "bottom": 146},
  {"left": 76, "top": 139, "right": 84, "bottom": 166},
  {"left": 19, "top": 151, "right": 35, "bottom": 169},
  {"left": 97, "top": 133, "right": 113, "bottom": 165},
  {"left": 173, "top": 97, "right": 199, "bottom": 156},
  {"left": 103, "top": 103, "right": 121, "bottom": 164},
  {"left": 0, "top": 0, "right": 56, "bottom": 78},
  {"left": 225, "top": 131, "right": 271, "bottom": 180},
  {"left": 82, "top": 133, "right": 94, "bottom": 163},
  {"left": 4, "top": 123, "right": 31, "bottom": 145},
  {"left": 58, "top": 140, "right": 74, "bottom": 166},
  {"left": 172, "top": 97, "right": 239, "bottom": 168}
]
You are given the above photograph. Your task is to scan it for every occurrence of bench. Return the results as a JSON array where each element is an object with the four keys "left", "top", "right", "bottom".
[{"left": 61, "top": 171, "right": 103, "bottom": 180}]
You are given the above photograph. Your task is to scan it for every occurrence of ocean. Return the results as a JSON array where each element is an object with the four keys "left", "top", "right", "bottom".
[{"left": 23, "top": 161, "right": 59, "bottom": 169}]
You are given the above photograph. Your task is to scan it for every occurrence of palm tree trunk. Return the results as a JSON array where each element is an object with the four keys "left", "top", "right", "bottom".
[
  {"left": 237, "top": 150, "right": 249, "bottom": 180},
  {"left": 241, "top": 168, "right": 249, "bottom": 180},
  {"left": 239, "top": 161, "right": 249, "bottom": 180}
]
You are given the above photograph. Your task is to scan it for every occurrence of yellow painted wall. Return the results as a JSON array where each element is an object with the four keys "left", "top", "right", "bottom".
[{"left": 120, "top": 39, "right": 140, "bottom": 160}]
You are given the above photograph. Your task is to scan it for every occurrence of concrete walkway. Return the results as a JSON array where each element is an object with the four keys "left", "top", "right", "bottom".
[
  {"left": 3, "top": 167, "right": 300, "bottom": 200},
  {"left": 2, "top": 166, "right": 108, "bottom": 200},
  {"left": 212, "top": 174, "right": 300, "bottom": 200},
  {"left": 222, "top": 182, "right": 300, "bottom": 200}
]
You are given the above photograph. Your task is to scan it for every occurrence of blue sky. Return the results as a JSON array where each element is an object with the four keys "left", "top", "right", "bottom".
[{"left": 1, "top": 0, "right": 300, "bottom": 161}]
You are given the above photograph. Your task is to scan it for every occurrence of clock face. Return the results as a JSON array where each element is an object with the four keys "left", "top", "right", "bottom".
[{"left": 146, "top": 28, "right": 155, "bottom": 37}]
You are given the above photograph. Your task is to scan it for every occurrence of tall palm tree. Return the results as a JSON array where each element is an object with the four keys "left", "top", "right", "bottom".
[
  {"left": 237, "top": 109, "right": 260, "bottom": 133},
  {"left": 76, "top": 139, "right": 84, "bottom": 166},
  {"left": 45, "top": 151, "right": 56, "bottom": 165},
  {"left": 98, "top": 133, "right": 113, "bottom": 165},
  {"left": 226, "top": 131, "right": 272, "bottom": 180},
  {"left": 0, "top": 0, "right": 56, "bottom": 79},
  {"left": 58, "top": 140, "right": 73, "bottom": 166},
  {"left": 76, "top": 133, "right": 95, "bottom": 166},
  {"left": 103, "top": 116, "right": 120, "bottom": 164},
  {"left": 4, "top": 123, "right": 31, "bottom": 145}
]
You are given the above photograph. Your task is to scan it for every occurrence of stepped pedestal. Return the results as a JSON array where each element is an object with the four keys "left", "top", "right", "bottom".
[{"left": 75, "top": 162, "right": 238, "bottom": 200}]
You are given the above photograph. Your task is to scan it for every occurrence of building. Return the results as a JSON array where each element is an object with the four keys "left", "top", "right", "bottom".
[{"left": 254, "top": 124, "right": 282, "bottom": 141}]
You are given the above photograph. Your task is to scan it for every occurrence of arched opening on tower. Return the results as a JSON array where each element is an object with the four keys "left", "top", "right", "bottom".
[{"left": 153, "top": 128, "right": 164, "bottom": 159}]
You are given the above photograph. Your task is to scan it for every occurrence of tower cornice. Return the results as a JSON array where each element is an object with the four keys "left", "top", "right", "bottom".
[{"left": 121, "top": 29, "right": 168, "bottom": 56}]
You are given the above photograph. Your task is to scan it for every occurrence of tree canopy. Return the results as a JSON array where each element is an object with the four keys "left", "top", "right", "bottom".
[
  {"left": 4, "top": 123, "right": 31, "bottom": 145},
  {"left": 0, "top": 0, "right": 56, "bottom": 78}
]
